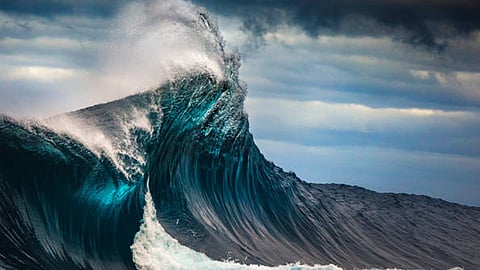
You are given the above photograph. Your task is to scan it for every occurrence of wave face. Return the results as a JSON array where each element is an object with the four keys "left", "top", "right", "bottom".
[{"left": 1, "top": 10, "right": 480, "bottom": 270}]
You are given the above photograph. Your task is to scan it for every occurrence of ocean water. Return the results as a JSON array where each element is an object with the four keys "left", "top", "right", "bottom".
[{"left": 0, "top": 1, "right": 479, "bottom": 270}]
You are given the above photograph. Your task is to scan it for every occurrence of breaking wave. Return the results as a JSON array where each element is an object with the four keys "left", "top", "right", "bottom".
[{"left": 1, "top": 2, "right": 479, "bottom": 270}]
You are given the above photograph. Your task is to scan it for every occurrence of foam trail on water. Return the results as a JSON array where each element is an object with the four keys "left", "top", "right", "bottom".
[{"left": 131, "top": 190, "right": 342, "bottom": 270}]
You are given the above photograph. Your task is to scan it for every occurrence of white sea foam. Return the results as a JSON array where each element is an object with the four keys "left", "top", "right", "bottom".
[{"left": 131, "top": 189, "right": 343, "bottom": 270}]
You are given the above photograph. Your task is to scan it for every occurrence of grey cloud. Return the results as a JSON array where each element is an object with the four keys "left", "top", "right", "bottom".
[
  {"left": 238, "top": 35, "right": 480, "bottom": 110},
  {"left": 192, "top": 0, "right": 480, "bottom": 51},
  {"left": 246, "top": 98, "right": 480, "bottom": 158}
]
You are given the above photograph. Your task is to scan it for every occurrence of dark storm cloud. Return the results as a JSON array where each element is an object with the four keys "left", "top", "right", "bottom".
[
  {"left": 193, "top": 0, "right": 480, "bottom": 50},
  {"left": 0, "top": 0, "right": 129, "bottom": 17}
]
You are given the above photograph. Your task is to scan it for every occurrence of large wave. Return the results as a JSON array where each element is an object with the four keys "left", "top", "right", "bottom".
[{"left": 1, "top": 4, "right": 479, "bottom": 270}]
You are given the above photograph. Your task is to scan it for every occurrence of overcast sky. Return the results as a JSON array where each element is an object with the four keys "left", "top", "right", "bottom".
[{"left": 1, "top": 0, "right": 479, "bottom": 206}]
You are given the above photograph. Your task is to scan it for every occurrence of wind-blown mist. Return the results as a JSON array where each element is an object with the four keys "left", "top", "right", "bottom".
[{"left": 98, "top": 0, "right": 225, "bottom": 98}]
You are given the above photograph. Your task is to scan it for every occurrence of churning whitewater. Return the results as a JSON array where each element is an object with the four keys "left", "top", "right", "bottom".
[{"left": 1, "top": 2, "right": 480, "bottom": 270}]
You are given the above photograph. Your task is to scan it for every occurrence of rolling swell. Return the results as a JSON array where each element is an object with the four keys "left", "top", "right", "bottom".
[{"left": 0, "top": 11, "right": 480, "bottom": 270}]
